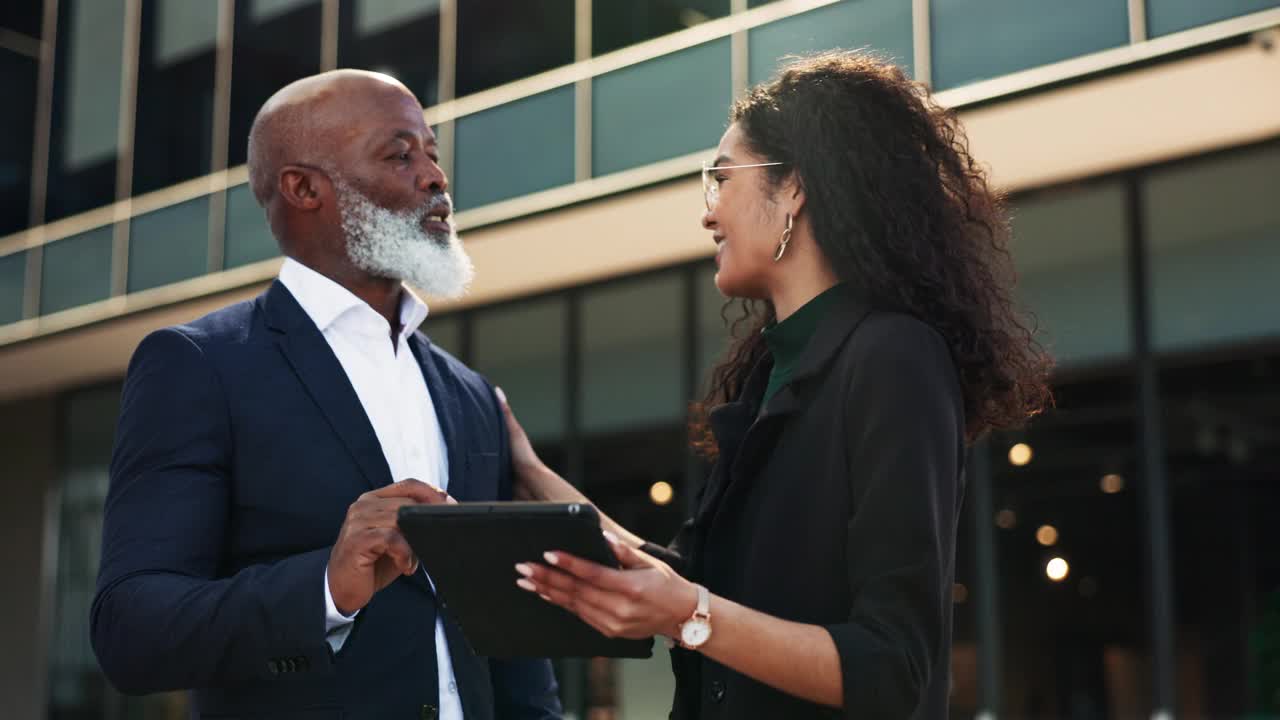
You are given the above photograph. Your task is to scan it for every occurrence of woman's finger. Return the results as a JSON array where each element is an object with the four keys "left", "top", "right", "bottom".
[
  {"left": 520, "top": 572, "right": 646, "bottom": 639},
  {"left": 542, "top": 550, "right": 636, "bottom": 593},
  {"left": 604, "top": 532, "right": 651, "bottom": 570}
]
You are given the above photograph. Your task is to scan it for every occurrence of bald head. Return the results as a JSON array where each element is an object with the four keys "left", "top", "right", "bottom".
[{"left": 246, "top": 69, "right": 419, "bottom": 207}]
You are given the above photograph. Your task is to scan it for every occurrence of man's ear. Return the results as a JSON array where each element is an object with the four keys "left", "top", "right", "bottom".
[{"left": 278, "top": 165, "right": 328, "bottom": 211}]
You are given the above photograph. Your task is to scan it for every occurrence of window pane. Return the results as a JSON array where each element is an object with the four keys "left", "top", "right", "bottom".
[
  {"left": 46, "top": 0, "right": 126, "bottom": 221},
  {"left": 1011, "top": 180, "right": 1132, "bottom": 367},
  {"left": 228, "top": 0, "right": 321, "bottom": 168},
  {"left": 988, "top": 374, "right": 1152, "bottom": 718},
  {"left": 422, "top": 313, "right": 463, "bottom": 360},
  {"left": 472, "top": 296, "right": 566, "bottom": 444},
  {"left": 695, "top": 262, "right": 728, "bottom": 393},
  {"left": 128, "top": 196, "right": 210, "bottom": 293},
  {"left": 223, "top": 183, "right": 278, "bottom": 269},
  {"left": 41, "top": 226, "right": 113, "bottom": 314},
  {"left": 749, "top": 0, "right": 914, "bottom": 85},
  {"left": 132, "top": 0, "right": 217, "bottom": 195},
  {"left": 453, "top": 87, "right": 575, "bottom": 210},
  {"left": 0, "top": 51, "right": 36, "bottom": 236},
  {"left": 0, "top": 251, "right": 25, "bottom": 325},
  {"left": 338, "top": 0, "right": 440, "bottom": 107},
  {"left": 930, "top": 0, "right": 1128, "bottom": 90},
  {"left": 47, "top": 385, "right": 119, "bottom": 716},
  {"left": 1162, "top": 355, "right": 1280, "bottom": 718},
  {"left": 456, "top": 0, "right": 574, "bottom": 97},
  {"left": 581, "top": 273, "right": 685, "bottom": 432},
  {"left": 1146, "top": 144, "right": 1280, "bottom": 352},
  {"left": 1147, "top": 0, "right": 1280, "bottom": 37},
  {"left": 0, "top": 2, "right": 44, "bottom": 37},
  {"left": 593, "top": 0, "right": 729, "bottom": 56},
  {"left": 46, "top": 384, "right": 193, "bottom": 718},
  {"left": 592, "top": 38, "right": 731, "bottom": 177}
]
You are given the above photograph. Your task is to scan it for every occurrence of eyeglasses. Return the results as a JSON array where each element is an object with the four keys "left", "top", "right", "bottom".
[{"left": 701, "top": 161, "right": 786, "bottom": 211}]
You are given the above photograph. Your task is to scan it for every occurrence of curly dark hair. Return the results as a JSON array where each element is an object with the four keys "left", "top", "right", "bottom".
[{"left": 691, "top": 51, "right": 1052, "bottom": 455}]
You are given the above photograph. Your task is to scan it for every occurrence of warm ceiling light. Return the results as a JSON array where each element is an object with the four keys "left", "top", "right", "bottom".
[
  {"left": 649, "top": 481, "right": 674, "bottom": 506},
  {"left": 1036, "top": 525, "right": 1059, "bottom": 547},
  {"left": 994, "top": 509, "right": 1017, "bottom": 529},
  {"left": 1046, "top": 557, "right": 1070, "bottom": 582},
  {"left": 1100, "top": 474, "right": 1125, "bottom": 494},
  {"left": 1008, "top": 443, "right": 1033, "bottom": 466}
]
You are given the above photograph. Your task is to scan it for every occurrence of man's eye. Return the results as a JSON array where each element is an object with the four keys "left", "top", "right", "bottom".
[
  {"left": 715, "top": 175, "right": 728, "bottom": 184},
  {"left": 398, "top": 151, "right": 411, "bottom": 161}
]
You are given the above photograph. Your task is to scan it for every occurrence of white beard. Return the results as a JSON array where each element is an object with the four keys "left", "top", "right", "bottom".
[{"left": 335, "top": 180, "right": 474, "bottom": 299}]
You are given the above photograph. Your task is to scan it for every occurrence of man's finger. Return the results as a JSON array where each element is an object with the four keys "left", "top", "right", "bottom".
[
  {"left": 385, "top": 532, "right": 419, "bottom": 575},
  {"left": 371, "top": 478, "right": 452, "bottom": 505}
]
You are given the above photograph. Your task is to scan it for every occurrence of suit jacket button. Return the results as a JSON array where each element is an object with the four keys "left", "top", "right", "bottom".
[
  {"left": 710, "top": 680, "right": 726, "bottom": 703},
  {"left": 420, "top": 704, "right": 438, "bottom": 720}
]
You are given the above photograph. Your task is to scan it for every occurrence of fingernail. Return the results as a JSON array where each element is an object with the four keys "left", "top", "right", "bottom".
[
  {"left": 602, "top": 530, "right": 620, "bottom": 545},
  {"left": 543, "top": 551, "right": 559, "bottom": 565},
  {"left": 539, "top": 594, "right": 552, "bottom": 602},
  {"left": 515, "top": 563, "right": 533, "bottom": 577},
  {"left": 495, "top": 387, "right": 507, "bottom": 404},
  {"left": 517, "top": 578, "right": 536, "bottom": 592}
]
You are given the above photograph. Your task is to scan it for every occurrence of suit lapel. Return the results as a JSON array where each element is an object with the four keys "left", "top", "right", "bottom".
[
  {"left": 409, "top": 333, "right": 471, "bottom": 502},
  {"left": 263, "top": 281, "right": 393, "bottom": 491}
]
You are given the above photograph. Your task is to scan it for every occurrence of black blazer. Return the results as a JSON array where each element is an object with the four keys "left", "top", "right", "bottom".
[
  {"left": 92, "top": 281, "right": 561, "bottom": 719},
  {"left": 656, "top": 295, "right": 966, "bottom": 720}
]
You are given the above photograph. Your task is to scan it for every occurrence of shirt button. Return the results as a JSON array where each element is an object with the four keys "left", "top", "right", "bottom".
[
  {"left": 448, "top": 680, "right": 458, "bottom": 695},
  {"left": 710, "top": 680, "right": 726, "bottom": 703},
  {"left": 420, "top": 704, "right": 438, "bottom": 720}
]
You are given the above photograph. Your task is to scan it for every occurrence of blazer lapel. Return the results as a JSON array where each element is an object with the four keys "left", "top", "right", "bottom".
[
  {"left": 262, "top": 281, "right": 393, "bottom": 491},
  {"left": 720, "top": 296, "right": 874, "bottom": 511},
  {"left": 409, "top": 333, "right": 471, "bottom": 502}
]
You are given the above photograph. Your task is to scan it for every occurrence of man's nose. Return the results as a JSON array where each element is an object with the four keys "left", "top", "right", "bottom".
[{"left": 417, "top": 159, "right": 448, "bottom": 193}]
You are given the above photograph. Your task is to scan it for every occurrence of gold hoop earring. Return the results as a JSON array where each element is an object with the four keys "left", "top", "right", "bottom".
[{"left": 773, "top": 213, "right": 793, "bottom": 262}]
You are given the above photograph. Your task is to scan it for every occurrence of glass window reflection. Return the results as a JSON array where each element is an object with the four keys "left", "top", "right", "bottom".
[
  {"left": 0, "top": 50, "right": 37, "bottom": 235},
  {"left": 930, "top": 0, "right": 1128, "bottom": 90},
  {"left": 337, "top": 0, "right": 441, "bottom": 107},
  {"left": 228, "top": 0, "right": 321, "bottom": 168},
  {"left": 46, "top": 0, "right": 126, "bottom": 221},
  {"left": 456, "top": 0, "right": 574, "bottom": 97},
  {"left": 132, "top": 0, "right": 218, "bottom": 195},
  {"left": 0, "top": 250, "right": 25, "bottom": 325},
  {"left": 593, "top": 0, "right": 728, "bottom": 56}
]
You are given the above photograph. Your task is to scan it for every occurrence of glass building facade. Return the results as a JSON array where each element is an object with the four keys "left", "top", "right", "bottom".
[{"left": 2, "top": 1, "right": 1279, "bottom": 718}]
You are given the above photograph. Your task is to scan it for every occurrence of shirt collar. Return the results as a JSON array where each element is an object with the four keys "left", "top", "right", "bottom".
[{"left": 277, "top": 257, "right": 430, "bottom": 339}]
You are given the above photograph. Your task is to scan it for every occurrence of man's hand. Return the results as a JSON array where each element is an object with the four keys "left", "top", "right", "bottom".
[{"left": 328, "top": 479, "right": 454, "bottom": 615}]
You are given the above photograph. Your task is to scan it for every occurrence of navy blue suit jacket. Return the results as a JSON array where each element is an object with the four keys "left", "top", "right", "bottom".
[{"left": 91, "top": 280, "right": 562, "bottom": 719}]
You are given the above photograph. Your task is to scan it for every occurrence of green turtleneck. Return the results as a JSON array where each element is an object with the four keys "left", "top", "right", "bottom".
[{"left": 760, "top": 283, "right": 847, "bottom": 409}]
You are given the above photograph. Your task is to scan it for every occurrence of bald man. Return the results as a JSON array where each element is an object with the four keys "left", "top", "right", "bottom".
[{"left": 91, "top": 70, "right": 562, "bottom": 720}]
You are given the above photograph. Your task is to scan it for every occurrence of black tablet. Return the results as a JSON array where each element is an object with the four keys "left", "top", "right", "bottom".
[{"left": 397, "top": 502, "right": 653, "bottom": 659}]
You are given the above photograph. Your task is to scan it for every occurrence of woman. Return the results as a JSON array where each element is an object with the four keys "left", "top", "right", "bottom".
[{"left": 500, "top": 51, "right": 1051, "bottom": 719}]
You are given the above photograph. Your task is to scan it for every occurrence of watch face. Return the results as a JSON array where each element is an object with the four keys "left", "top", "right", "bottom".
[{"left": 681, "top": 619, "right": 711, "bottom": 647}]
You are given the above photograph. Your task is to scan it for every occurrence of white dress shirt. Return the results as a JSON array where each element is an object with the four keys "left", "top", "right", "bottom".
[{"left": 278, "top": 258, "right": 463, "bottom": 719}]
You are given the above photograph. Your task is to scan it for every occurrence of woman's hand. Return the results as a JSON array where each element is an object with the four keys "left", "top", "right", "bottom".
[
  {"left": 496, "top": 387, "right": 578, "bottom": 502},
  {"left": 515, "top": 533, "right": 699, "bottom": 640}
]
